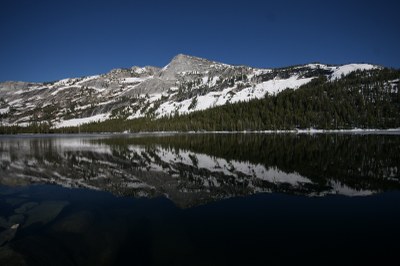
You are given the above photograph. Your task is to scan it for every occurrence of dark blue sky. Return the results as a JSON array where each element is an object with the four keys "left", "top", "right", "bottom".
[{"left": 1, "top": 0, "right": 399, "bottom": 82}]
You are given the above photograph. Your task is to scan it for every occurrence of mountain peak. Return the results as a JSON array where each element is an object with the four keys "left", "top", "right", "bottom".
[
  {"left": 169, "top": 53, "right": 213, "bottom": 66},
  {"left": 159, "top": 54, "right": 216, "bottom": 80},
  {"left": 171, "top": 53, "right": 194, "bottom": 60}
]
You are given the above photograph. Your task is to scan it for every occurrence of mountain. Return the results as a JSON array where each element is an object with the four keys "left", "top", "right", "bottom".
[{"left": 0, "top": 54, "right": 399, "bottom": 131}]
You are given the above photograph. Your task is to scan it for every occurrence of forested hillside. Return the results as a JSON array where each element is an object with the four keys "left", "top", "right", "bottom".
[
  {"left": 60, "top": 68, "right": 400, "bottom": 133},
  {"left": 1, "top": 67, "right": 399, "bottom": 134}
]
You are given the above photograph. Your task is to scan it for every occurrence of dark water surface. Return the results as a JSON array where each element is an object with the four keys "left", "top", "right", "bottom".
[{"left": 0, "top": 133, "right": 399, "bottom": 265}]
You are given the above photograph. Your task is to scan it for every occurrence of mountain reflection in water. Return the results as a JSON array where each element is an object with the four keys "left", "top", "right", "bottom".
[
  {"left": 1, "top": 133, "right": 399, "bottom": 208},
  {"left": 1, "top": 133, "right": 400, "bottom": 265}
]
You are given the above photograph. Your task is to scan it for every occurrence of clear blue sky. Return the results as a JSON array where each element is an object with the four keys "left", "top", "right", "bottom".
[{"left": 1, "top": 0, "right": 399, "bottom": 82}]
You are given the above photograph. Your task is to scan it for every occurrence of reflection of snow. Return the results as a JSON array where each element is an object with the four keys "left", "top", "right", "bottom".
[
  {"left": 329, "top": 181, "right": 374, "bottom": 196},
  {"left": 133, "top": 147, "right": 312, "bottom": 186},
  {"left": 252, "top": 166, "right": 312, "bottom": 185},
  {"left": 0, "top": 136, "right": 380, "bottom": 198}
]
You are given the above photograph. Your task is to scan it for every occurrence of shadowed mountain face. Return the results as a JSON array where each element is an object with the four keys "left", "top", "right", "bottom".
[{"left": 0, "top": 133, "right": 399, "bottom": 208}]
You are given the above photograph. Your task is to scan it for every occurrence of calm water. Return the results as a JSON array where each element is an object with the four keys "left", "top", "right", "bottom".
[{"left": 0, "top": 133, "right": 399, "bottom": 265}]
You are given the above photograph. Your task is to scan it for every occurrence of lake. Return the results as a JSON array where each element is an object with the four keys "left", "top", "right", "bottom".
[{"left": 0, "top": 133, "right": 399, "bottom": 265}]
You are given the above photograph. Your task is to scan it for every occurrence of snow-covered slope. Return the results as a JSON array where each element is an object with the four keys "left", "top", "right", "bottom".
[
  {"left": 0, "top": 54, "right": 381, "bottom": 128},
  {"left": 329, "top": 64, "right": 378, "bottom": 80}
]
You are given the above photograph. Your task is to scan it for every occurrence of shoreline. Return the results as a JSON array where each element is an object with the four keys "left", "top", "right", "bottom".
[{"left": 1, "top": 128, "right": 400, "bottom": 137}]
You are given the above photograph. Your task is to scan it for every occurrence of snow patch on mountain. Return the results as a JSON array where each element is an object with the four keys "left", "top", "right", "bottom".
[
  {"left": 232, "top": 75, "right": 314, "bottom": 101},
  {"left": 154, "top": 75, "right": 315, "bottom": 117},
  {"left": 330, "top": 64, "right": 379, "bottom": 80},
  {"left": 121, "top": 77, "right": 152, "bottom": 83},
  {"left": 76, "top": 75, "right": 100, "bottom": 84},
  {"left": 0, "top": 107, "right": 10, "bottom": 114},
  {"left": 54, "top": 113, "right": 110, "bottom": 128}
]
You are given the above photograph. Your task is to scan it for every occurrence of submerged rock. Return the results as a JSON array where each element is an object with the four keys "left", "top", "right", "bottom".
[
  {"left": 0, "top": 215, "right": 25, "bottom": 229},
  {"left": 5, "top": 197, "right": 27, "bottom": 207},
  {"left": 0, "top": 224, "right": 19, "bottom": 246},
  {"left": 14, "top": 202, "right": 38, "bottom": 214},
  {"left": 51, "top": 210, "right": 94, "bottom": 234},
  {"left": 24, "top": 201, "right": 69, "bottom": 228},
  {"left": 8, "top": 214, "right": 25, "bottom": 225}
]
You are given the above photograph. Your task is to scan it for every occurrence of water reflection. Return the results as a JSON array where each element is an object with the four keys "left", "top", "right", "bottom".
[
  {"left": 1, "top": 134, "right": 400, "bottom": 265},
  {"left": 1, "top": 134, "right": 399, "bottom": 208}
]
